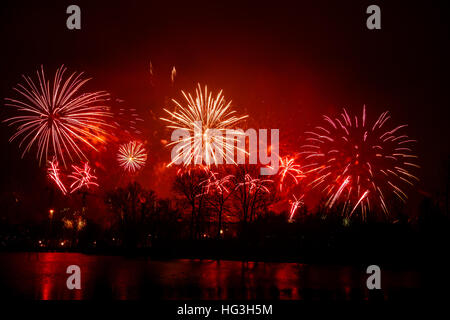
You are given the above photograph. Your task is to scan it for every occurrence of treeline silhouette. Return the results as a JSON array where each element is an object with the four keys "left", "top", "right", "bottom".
[{"left": 0, "top": 168, "right": 448, "bottom": 264}]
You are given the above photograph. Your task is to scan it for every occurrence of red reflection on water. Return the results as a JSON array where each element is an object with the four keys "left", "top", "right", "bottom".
[
  {"left": 35, "top": 252, "right": 83, "bottom": 300},
  {"left": 39, "top": 254, "right": 54, "bottom": 300},
  {"left": 0, "top": 253, "right": 422, "bottom": 300}
]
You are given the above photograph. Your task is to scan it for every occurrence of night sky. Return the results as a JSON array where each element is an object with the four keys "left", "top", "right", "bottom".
[{"left": 1, "top": 0, "right": 449, "bottom": 221}]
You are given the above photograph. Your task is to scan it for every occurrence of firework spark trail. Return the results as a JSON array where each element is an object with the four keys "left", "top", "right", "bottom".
[
  {"left": 4, "top": 65, "right": 112, "bottom": 166},
  {"left": 235, "top": 174, "right": 273, "bottom": 194},
  {"left": 112, "top": 106, "right": 145, "bottom": 135},
  {"left": 149, "top": 60, "right": 153, "bottom": 77},
  {"left": 117, "top": 141, "right": 147, "bottom": 172},
  {"left": 289, "top": 194, "right": 304, "bottom": 221},
  {"left": 350, "top": 190, "right": 369, "bottom": 217},
  {"left": 68, "top": 162, "right": 99, "bottom": 193},
  {"left": 301, "top": 105, "right": 419, "bottom": 219},
  {"left": 177, "top": 165, "right": 208, "bottom": 175},
  {"left": 200, "top": 171, "right": 235, "bottom": 196},
  {"left": 278, "top": 156, "right": 305, "bottom": 192},
  {"left": 47, "top": 157, "right": 67, "bottom": 195},
  {"left": 171, "top": 66, "right": 176, "bottom": 85},
  {"left": 161, "top": 84, "right": 248, "bottom": 167}
]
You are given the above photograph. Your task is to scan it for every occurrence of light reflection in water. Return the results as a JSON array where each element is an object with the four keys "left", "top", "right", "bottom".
[{"left": 0, "top": 253, "right": 421, "bottom": 300}]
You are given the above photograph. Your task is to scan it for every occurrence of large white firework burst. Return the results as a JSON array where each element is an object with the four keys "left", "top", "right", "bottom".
[{"left": 161, "top": 84, "right": 248, "bottom": 166}]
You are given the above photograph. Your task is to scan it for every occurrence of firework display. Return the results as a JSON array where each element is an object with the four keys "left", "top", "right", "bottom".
[
  {"left": 3, "top": 67, "right": 421, "bottom": 223},
  {"left": 300, "top": 106, "right": 419, "bottom": 219},
  {"left": 4, "top": 65, "right": 112, "bottom": 166},
  {"left": 161, "top": 84, "right": 248, "bottom": 166},
  {"left": 2, "top": 2, "right": 446, "bottom": 305},
  {"left": 117, "top": 141, "right": 148, "bottom": 172}
]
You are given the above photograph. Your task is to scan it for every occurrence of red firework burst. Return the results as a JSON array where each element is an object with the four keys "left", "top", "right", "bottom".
[
  {"left": 235, "top": 174, "right": 273, "bottom": 194},
  {"left": 47, "top": 157, "right": 67, "bottom": 195},
  {"left": 278, "top": 156, "right": 305, "bottom": 192},
  {"left": 4, "top": 65, "right": 112, "bottom": 166},
  {"left": 289, "top": 194, "right": 304, "bottom": 221},
  {"left": 68, "top": 162, "right": 99, "bottom": 193},
  {"left": 200, "top": 171, "right": 234, "bottom": 195},
  {"left": 301, "top": 106, "right": 419, "bottom": 219}
]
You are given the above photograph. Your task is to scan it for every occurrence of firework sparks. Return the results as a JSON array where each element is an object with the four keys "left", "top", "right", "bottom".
[
  {"left": 68, "top": 162, "right": 99, "bottom": 193},
  {"left": 4, "top": 65, "right": 112, "bottom": 166},
  {"left": 200, "top": 171, "right": 235, "bottom": 195},
  {"left": 149, "top": 60, "right": 154, "bottom": 86},
  {"left": 112, "top": 106, "right": 144, "bottom": 136},
  {"left": 117, "top": 141, "right": 147, "bottom": 172},
  {"left": 170, "top": 66, "right": 176, "bottom": 85},
  {"left": 149, "top": 60, "right": 153, "bottom": 77},
  {"left": 289, "top": 194, "right": 304, "bottom": 221},
  {"left": 278, "top": 156, "right": 305, "bottom": 192},
  {"left": 235, "top": 174, "right": 273, "bottom": 194},
  {"left": 77, "top": 217, "right": 86, "bottom": 231},
  {"left": 161, "top": 84, "right": 248, "bottom": 166},
  {"left": 301, "top": 106, "right": 419, "bottom": 219},
  {"left": 47, "top": 157, "right": 67, "bottom": 195}
]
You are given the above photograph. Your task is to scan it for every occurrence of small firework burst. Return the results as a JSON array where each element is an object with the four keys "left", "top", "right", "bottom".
[
  {"left": 47, "top": 157, "right": 67, "bottom": 195},
  {"left": 117, "top": 141, "right": 147, "bottom": 172},
  {"left": 301, "top": 106, "right": 419, "bottom": 219},
  {"left": 161, "top": 84, "right": 248, "bottom": 166},
  {"left": 4, "top": 65, "right": 112, "bottom": 166},
  {"left": 68, "top": 162, "right": 99, "bottom": 193},
  {"left": 278, "top": 156, "right": 305, "bottom": 192}
]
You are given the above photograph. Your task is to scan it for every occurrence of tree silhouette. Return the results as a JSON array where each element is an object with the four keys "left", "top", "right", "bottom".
[{"left": 105, "top": 182, "right": 157, "bottom": 247}]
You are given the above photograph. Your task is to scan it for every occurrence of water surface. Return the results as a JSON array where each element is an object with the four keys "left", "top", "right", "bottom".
[{"left": 0, "top": 252, "right": 421, "bottom": 300}]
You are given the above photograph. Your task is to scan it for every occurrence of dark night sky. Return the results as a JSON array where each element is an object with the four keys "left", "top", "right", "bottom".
[{"left": 0, "top": 0, "right": 449, "bottom": 220}]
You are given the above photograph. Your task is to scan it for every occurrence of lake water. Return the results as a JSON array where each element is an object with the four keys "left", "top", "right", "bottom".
[{"left": 0, "top": 252, "right": 421, "bottom": 300}]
